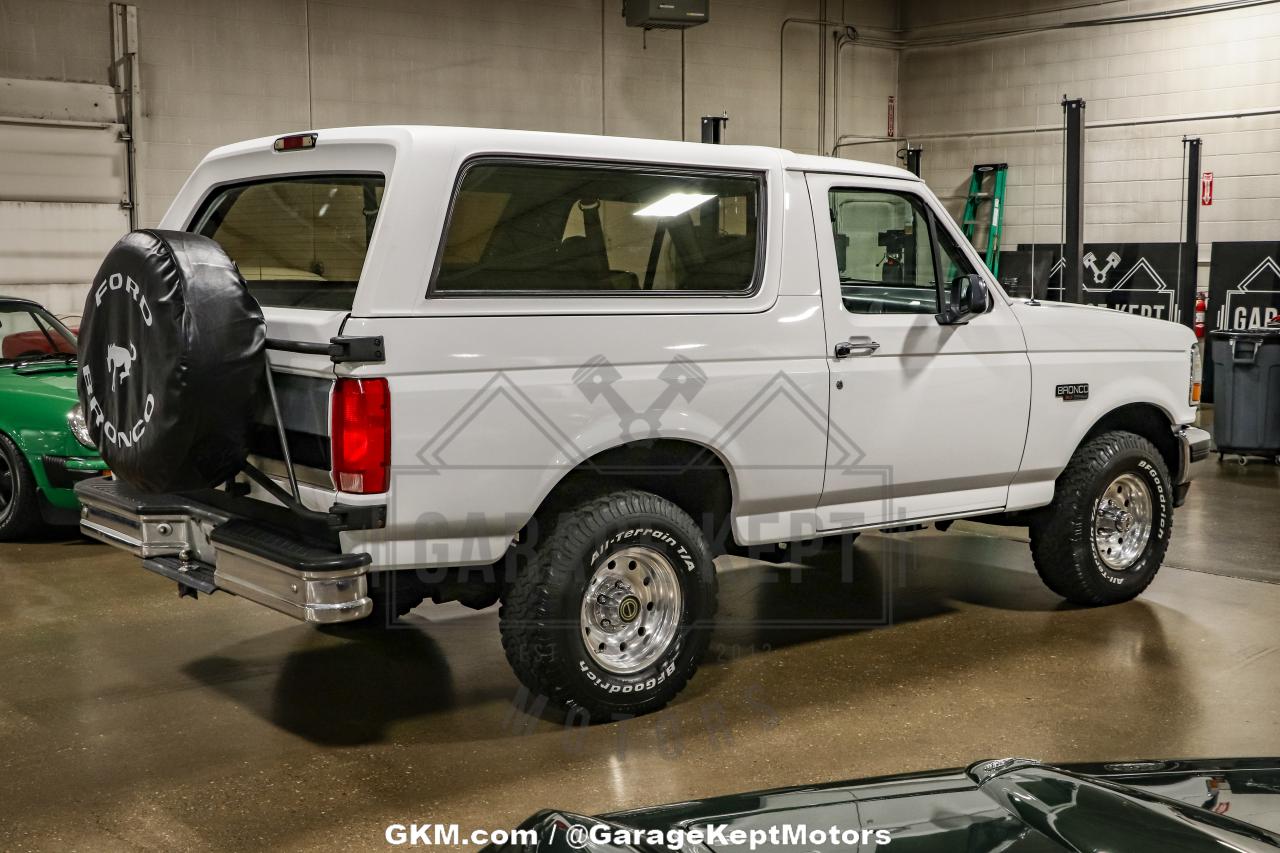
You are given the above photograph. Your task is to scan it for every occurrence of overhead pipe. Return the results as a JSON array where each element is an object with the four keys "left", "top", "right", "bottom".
[
  {"left": 864, "top": 0, "right": 1280, "bottom": 50},
  {"left": 829, "top": 27, "right": 860, "bottom": 155},
  {"left": 777, "top": 17, "right": 856, "bottom": 150},
  {"left": 881, "top": 105, "right": 1280, "bottom": 144},
  {"left": 818, "top": 1, "right": 827, "bottom": 154},
  {"left": 831, "top": 135, "right": 905, "bottom": 155},
  {"left": 110, "top": 3, "right": 142, "bottom": 230}
]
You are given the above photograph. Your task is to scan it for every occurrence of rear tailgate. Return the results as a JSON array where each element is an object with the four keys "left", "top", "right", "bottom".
[
  {"left": 161, "top": 139, "right": 399, "bottom": 505},
  {"left": 250, "top": 307, "right": 345, "bottom": 496}
]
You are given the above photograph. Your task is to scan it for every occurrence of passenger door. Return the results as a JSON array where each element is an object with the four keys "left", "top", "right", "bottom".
[{"left": 806, "top": 174, "right": 1031, "bottom": 530}]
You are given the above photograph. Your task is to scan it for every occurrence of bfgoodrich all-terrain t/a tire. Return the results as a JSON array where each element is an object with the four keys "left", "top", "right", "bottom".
[
  {"left": 500, "top": 489, "right": 717, "bottom": 723},
  {"left": 1030, "top": 430, "right": 1173, "bottom": 607}
]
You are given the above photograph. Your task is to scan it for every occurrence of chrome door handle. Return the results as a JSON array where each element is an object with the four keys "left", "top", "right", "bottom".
[{"left": 833, "top": 338, "right": 880, "bottom": 359}]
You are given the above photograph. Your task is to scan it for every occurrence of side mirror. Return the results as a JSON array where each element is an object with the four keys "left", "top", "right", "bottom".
[{"left": 937, "top": 274, "right": 989, "bottom": 325}]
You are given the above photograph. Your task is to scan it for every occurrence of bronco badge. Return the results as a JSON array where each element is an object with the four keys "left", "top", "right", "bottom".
[{"left": 1055, "top": 383, "right": 1090, "bottom": 401}]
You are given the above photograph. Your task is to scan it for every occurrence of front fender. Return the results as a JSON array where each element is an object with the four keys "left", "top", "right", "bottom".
[
  {"left": 0, "top": 370, "right": 102, "bottom": 498},
  {"left": 1009, "top": 349, "right": 1196, "bottom": 509}
]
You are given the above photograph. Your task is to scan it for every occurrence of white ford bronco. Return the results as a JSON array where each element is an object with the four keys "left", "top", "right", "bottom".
[{"left": 75, "top": 126, "right": 1210, "bottom": 721}]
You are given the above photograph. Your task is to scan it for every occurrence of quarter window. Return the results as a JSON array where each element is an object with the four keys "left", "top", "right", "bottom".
[
  {"left": 433, "top": 161, "right": 762, "bottom": 295},
  {"left": 829, "top": 189, "right": 939, "bottom": 315}
]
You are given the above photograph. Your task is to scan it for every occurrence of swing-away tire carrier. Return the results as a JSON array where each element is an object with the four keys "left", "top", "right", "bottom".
[{"left": 75, "top": 477, "right": 375, "bottom": 624}]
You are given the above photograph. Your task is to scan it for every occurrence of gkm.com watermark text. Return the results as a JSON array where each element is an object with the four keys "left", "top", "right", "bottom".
[{"left": 385, "top": 820, "right": 893, "bottom": 850}]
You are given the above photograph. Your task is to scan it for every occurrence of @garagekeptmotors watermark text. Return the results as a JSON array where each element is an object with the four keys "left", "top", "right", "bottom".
[{"left": 384, "top": 820, "right": 893, "bottom": 849}]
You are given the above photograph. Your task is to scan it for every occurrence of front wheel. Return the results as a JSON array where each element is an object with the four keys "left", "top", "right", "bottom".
[
  {"left": 0, "top": 433, "right": 42, "bottom": 541},
  {"left": 500, "top": 489, "right": 717, "bottom": 722},
  {"left": 1030, "top": 431, "right": 1173, "bottom": 606}
]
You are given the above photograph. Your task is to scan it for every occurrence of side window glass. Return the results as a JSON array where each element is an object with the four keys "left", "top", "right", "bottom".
[
  {"left": 828, "top": 189, "right": 939, "bottom": 315},
  {"left": 935, "top": 223, "right": 983, "bottom": 310},
  {"left": 433, "top": 162, "right": 761, "bottom": 294},
  {"left": 936, "top": 224, "right": 977, "bottom": 285}
]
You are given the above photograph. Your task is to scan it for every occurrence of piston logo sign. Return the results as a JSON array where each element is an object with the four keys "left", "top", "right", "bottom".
[
  {"left": 1014, "top": 243, "right": 1189, "bottom": 324},
  {"left": 1083, "top": 252, "right": 1178, "bottom": 322},
  {"left": 82, "top": 271, "right": 157, "bottom": 450}
]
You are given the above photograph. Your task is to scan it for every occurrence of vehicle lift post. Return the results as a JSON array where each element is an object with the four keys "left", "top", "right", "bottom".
[
  {"left": 701, "top": 115, "right": 729, "bottom": 144},
  {"left": 1061, "top": 97, "right": 1086, "bottom": 304},
  {"left": 903, "top": 144, "right": 922, "bottom": 177},
  {"left": 1181, "top": 137, "right": 1202, "bottom": 326}
]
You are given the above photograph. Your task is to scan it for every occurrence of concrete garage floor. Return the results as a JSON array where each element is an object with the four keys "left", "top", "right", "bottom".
[{"left": 1, "top": 456, "right": 1277, "bottom": 850}]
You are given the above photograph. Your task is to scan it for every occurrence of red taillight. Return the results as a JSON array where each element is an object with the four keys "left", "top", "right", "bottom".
[{"left": 331, "top": 378, "right": 390, "bottom": 494}]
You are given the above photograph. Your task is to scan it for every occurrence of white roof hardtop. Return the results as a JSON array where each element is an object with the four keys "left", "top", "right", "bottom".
[{"left": 204, "top": 125, "right": 920, "bottom": 182}]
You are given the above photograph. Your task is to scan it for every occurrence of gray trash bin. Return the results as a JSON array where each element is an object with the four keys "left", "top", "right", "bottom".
[{"left": 1209, "top": 327, "right": 1280, "bottom": 461}]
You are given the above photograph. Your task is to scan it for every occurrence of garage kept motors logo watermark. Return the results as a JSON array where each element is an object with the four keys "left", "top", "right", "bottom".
[
  {"left": 81, "top": 271, "right": 157, "bottom": 449},
  {"left": 394, "top": 352, "right": 901, "bottom": 632},
  {"left": 383, "top": 352, "right": 907, "bottom": 735}
]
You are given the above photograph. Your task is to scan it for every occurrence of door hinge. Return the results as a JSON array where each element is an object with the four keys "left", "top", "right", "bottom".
[
  {"left": 328, "top": 335, "right": 385, "bottom": 364},
  {"left": 265, "top": 335, "right": 385, "bottom": 364}
]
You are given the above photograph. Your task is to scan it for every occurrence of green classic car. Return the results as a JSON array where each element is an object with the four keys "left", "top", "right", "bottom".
[{"left": 0, "top": 297, "right": 108, "bottom": 539}]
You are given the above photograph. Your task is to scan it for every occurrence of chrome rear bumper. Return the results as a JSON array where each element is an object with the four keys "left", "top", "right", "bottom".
[{"left": 76, "top": 479, "right": 372, "bottom": 624}]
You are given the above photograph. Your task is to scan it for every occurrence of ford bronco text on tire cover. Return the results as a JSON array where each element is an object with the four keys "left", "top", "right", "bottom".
[{"left": 76, "top": 127, "right": 1211, "bottom": 722}]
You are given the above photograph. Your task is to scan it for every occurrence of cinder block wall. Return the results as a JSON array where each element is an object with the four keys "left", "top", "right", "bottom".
[
  {"left": 899, "top": 0, "right": 1280, "bottom": 288},
  {"left": 1, "top": 0, "right": 900, "bottom": 228}
]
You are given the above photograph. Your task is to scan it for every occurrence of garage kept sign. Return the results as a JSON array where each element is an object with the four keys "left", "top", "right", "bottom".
[
  {"left": 1209, "top": 242, "right": 1280, "bottom": 332},
  {"left": 1000, "top": 243, "right": 1193, "bottom": 326},
  {"left": 1203, "top": 241, "right": 1280, "bottom": 402}
]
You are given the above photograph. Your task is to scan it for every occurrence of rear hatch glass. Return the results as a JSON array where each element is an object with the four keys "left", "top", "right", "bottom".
[{"left": 189, "top": 174, "right": 383, "bottom": 311}]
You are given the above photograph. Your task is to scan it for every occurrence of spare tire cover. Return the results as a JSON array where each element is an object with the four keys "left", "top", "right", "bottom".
[{"left": 78, "top": 230, "right": 266, "bottom": 493}]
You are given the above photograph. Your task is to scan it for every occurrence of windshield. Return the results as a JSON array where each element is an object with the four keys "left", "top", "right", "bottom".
[
  {"left": 189, "top": 174, "right": 385, "bottom": 311},
  {"left": 0, "top": 303, "right": 77, "bottom": 366}
]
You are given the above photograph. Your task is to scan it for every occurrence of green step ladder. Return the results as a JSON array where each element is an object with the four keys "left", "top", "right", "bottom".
[{"left": 960, "top": 163, "right": 1008, "bottom": 276}]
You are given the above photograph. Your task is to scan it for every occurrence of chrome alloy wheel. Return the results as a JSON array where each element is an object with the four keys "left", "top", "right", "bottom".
[
  {"left": 1093, "top": 472, "right": 1154, "bottom": 570},
  {"left": 580, "top": 546, "right": 683, "bottom": 675}
]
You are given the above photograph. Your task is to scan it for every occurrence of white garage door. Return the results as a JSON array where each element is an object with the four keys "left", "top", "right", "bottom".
[{"left": 0, "top": 81, "right": 131, "bottom": 319}]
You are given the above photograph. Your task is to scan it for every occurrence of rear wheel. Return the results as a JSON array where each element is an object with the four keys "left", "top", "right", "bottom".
[
  {"left": 500, "top": 489, "right": 717, "bottom": 722},
  {"left": 0, "top": 433, "right": 41, "bottom": 541},
  {"left": 1030, "top": 431, "right": 1172, "bottom": 606}
]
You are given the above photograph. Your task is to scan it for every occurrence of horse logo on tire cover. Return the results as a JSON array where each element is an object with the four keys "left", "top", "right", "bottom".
[
  {"left": 105, "top": 341, "right": 137, "bottom": 391},
  {"left": 81, "top": 270, "right": 156, "bottom": 451}
]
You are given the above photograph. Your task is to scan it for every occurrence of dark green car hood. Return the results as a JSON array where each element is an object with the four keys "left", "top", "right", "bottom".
[
  {"left": 0, "top": 363, "right": 79, "bottom": 399},
  {"left": 492, "top": 758, "right": 1280, "bottom": 853}
]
